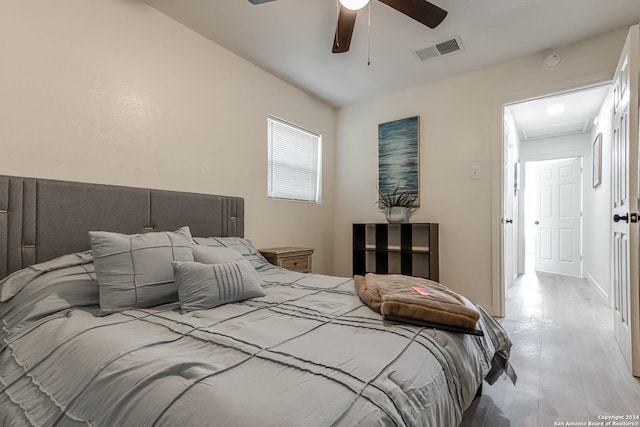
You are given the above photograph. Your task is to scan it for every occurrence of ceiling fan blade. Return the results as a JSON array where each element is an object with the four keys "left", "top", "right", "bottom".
[
  {"left": 332, "top": 5, "right": 358, "bottom": 53},
  {"left": 248, "top": 0, "right": 276, "bottom": 4},
  {"left": 378, "top": 0, "right": 447, "bottom": 29}
]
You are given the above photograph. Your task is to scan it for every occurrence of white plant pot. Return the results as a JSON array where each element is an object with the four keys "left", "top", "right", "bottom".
[{"left": 384, "top": 207, "right": 407, "bottom": 223}]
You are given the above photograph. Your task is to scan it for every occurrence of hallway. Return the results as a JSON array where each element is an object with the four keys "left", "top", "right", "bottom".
[{"left": 462, "top": 270, "right": 640, "bottom": 426}]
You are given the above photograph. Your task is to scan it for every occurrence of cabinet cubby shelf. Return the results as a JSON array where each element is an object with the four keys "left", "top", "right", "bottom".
[{"left": 352, "top": 223, "right": 439, "bottom": 281}]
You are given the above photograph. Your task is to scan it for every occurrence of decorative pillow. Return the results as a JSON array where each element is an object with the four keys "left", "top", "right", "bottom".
[
  {"left": 193, "top": 237, "right": 270, "bottom": 270},
  {"left": 192, "top": 245, "right": 243, "bottom": 265},
  {"left": 173, "top": 259, "right": 266, "bottom": 313},
  {"left": 89, "top": 226, "right": 194, "bottom": 314}
]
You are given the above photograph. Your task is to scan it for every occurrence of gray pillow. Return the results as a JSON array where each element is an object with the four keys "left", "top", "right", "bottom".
[
  {"left": 172, "top": 259, "right": 266, "bottom": 313},
  {"left": 192, "top": 245, "right": 243, "bottom": 265},
  {"left": 90, "top": 226, "right": 194, "bottom": 314},
  {"left": 193, "top": 237, "right": 270, "bottom": 270}
]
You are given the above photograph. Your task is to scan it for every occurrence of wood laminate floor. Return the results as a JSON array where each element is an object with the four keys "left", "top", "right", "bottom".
[{"left": 461, "top": 268, "right": 640, "bottom": 426}]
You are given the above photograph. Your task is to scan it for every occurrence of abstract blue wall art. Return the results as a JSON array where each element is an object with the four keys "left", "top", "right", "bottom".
[{"left": 378, "top": 116, "right": 420, "bottom": 206}]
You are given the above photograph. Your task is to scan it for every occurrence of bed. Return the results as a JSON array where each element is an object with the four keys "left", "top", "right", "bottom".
[{"left": 0, "top": 175, "right": 512, "bottom": 427}]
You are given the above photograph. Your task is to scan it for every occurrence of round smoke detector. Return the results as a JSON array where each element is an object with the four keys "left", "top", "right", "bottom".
[{"left": 544, "top": 53, "right": 562, "bottom": 70}]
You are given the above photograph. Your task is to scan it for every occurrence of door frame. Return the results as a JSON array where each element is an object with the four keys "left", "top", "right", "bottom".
[
  {"left": 502, "top": 116, "right": 519, "bottom": 291},
  {"left": 491, "top": 74, "right": 612, "bottom": 317}
]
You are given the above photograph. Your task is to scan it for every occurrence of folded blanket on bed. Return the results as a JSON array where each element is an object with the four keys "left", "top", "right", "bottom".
[{"left": 354, "top": 273, "right": 480, "bottom": 329}]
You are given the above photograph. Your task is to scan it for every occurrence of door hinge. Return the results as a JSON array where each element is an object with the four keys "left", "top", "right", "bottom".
[{"left": 631, "top": 213, "right": 638, "bottom": 223}]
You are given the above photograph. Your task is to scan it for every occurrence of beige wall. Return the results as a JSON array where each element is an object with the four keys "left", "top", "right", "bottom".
[
  {"left": 0, "top": 0, "right": 336, "bottom": 273},
  {"left": 333, "top": 28, "right": 628, "bottom": 314}
]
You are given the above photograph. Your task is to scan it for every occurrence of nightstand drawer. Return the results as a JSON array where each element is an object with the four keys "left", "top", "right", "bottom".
[
  {"left": 259, "top": 247, "right": 314, "bottom": 273},
  {"left": 280, "top": 256, "right": 309, "bottom": 272}
]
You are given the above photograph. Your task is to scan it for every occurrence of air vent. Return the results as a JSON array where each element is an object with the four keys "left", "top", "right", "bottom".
[{"left": 415, "top": 36, "right": 464, "bottom": 62}]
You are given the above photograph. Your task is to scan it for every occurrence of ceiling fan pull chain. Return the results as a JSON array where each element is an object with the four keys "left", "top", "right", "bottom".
[
  {"left": 367, "top": 0, "right": 371, "bottom": 66},
  {"left": 336, "top": 0, "right": 340, "bottom": 48}
]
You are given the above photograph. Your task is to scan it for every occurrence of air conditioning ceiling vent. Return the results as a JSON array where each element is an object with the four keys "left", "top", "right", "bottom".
[{"left": 415, "top": 36, "right": 464, "bottom": 62}]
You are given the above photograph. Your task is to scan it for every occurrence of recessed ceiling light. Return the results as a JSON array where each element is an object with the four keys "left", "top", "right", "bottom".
[{"left": 546, "top": 104, "right": 565, "bottom": 115}]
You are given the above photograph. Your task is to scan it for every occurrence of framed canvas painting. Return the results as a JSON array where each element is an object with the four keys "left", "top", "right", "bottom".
[{"left": 378, "top": 116, "right": 420, "bottom": 206}]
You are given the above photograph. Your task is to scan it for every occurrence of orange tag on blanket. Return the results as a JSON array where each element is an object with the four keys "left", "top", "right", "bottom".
[{"left": 411, "top": 285, "right": 431, "bottom": 296}]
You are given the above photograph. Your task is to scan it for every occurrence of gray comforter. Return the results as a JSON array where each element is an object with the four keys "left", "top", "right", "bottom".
[{"left": 0, "top": 253, "right": 511, "bottom": 427}]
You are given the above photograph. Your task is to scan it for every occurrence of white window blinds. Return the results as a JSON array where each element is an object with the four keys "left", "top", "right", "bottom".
[{"left": 267, "top": 116, "right": 322, "bottom": 203}]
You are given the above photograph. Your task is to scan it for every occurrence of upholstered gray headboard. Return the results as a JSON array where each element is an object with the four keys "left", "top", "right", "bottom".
[{"left": 0, "top": 175, "right": 244, "bottom": 279}]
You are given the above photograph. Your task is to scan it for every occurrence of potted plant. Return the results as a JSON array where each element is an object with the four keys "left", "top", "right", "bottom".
[{"left": 376, "top": 187, "right": 418, "bottom": 223}]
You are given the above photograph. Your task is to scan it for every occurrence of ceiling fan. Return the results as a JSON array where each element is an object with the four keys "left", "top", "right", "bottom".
[{"left": 248, "top": 0, "right": 448, "bottom": 54}]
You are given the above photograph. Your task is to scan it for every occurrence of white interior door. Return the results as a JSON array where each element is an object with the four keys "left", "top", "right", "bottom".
[
  {"left": 534, "top": 157, "right": 582, "bottom": 277},
  {"left": 503, "top": 120, "right": 517, "bottom": 289},
  {"left": 611, "top": 24, "right": 639, "bottom": 375}
]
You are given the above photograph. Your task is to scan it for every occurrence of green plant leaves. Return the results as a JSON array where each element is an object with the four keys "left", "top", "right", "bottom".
[{"left": 376, "top": 186, "right": 417, "bottom": 208}]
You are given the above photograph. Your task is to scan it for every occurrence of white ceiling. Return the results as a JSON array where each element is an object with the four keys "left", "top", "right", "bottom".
[
  {"left": 142, "top": 0, "right": 640, "bottom": 108},
  {"left": 508, "top": 84, "right": 610, "bottom": 141}
]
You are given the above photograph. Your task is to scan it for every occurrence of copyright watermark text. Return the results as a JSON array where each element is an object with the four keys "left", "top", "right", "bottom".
[{"left": 553, "top": 415, "right": 640, "bottom": 426}]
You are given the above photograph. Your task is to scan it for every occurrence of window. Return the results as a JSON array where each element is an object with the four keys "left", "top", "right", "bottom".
[{"left": 267, "top": 116, "right": 322, "bottom": 203}]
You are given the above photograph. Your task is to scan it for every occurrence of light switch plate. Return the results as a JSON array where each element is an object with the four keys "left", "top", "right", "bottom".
[{"left": 470, "top": 165, "right": 481, "bottom": 180}]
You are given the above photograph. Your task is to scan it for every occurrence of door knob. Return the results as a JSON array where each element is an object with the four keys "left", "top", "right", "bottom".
[
  {"left": 614, "top": 214, "right": 629, "bottom": 223},
  {"left": 534, "top": 221, "right": 539, "bottom": 225},
  {"left": 505, "top": 219, "right": 513, "bottom": 224}
]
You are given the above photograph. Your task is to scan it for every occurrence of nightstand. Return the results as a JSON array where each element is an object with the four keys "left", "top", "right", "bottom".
[{"left": 259, "top": 247, "right": 314, "bottom": 273}]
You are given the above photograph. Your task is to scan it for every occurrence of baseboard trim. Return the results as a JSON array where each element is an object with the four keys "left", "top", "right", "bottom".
[{"left": 587, "top": 274, "right": 609, "bottom": 305}]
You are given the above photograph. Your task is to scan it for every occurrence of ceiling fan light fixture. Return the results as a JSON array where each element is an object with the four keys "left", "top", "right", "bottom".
[{"left": 339, "top": 0, "right": 369, "bottom": 11}]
